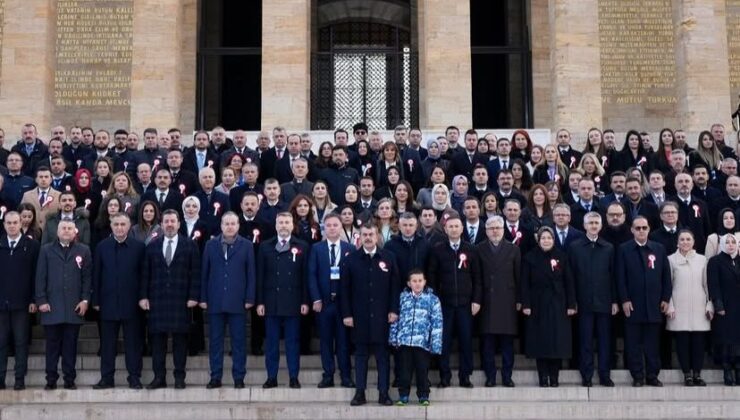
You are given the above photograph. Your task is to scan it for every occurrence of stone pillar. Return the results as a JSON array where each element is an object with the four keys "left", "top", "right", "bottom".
[
  {"left": 0, "top": 0, "right": 55, "bottom": 139},
  {"left": 674, "top": 0, "right": 732, "bottom": 134},
  {"left": 178, "top": 0, "right": 198, "bottom": 134},
  {"left": 531, "top": 0, "right": 552, "bottom": 130},
  {"left": 418, "top": 0, "right": 472, "bottom": 130},
  {"left": 129, "top": 0, "right": 183, "bottom": 132},
  {"left": 548, "top": 0, "right": 602, "bottom": 136},
  {"left": 261, "top": 0, "right": 310, "bottom": 130}
]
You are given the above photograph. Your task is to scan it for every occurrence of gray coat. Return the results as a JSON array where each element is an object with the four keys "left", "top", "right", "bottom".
[
  {"left": 35, "top": 242, "right": 92, "bottom": 325},
  {"left": 476, "top": 240, "right": 520, "bottom": 335}
]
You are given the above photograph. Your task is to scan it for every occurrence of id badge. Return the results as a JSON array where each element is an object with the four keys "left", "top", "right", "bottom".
[{"left": 330, "top": 266, "right": 340, "bottom": 280}]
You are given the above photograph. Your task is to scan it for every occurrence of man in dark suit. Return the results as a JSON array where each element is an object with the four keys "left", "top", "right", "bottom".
[
  {"left": 91, "top": 213, "right": 146, "bottom": 390},
  {"left": 570, "top": 178, "right": 601, "bottom": 231},
  {"left": 562, "top": 171, "right": 584, "bottom": 206},
  {"left": 495, "top": 170, "right": 527, "bottom": 209},
  {"left": 0, "top": 212, "right": 40, "bottom": 390},
  {"left": 670, "top": 173, "right": 711, "bottom": 254},
  {"left": 616, "top": 216, "right": 672, "bottom": 387},
  {"left": 141, "top": 168, "right": 184, "bottom": 217},
  {"left": 552, "top": 203, "right": 585, "bottom": 252},
  {"left": 308, "top": 213, "right": 355, "bottom": 388},
  {"left": 599, "top": 171, "right": 627, "bottom": 209},
  {"left": 256, "top": 212, "right": 310, "bottom": 389},
  {"left": 502, "top": 199, "right": 536, "bottom": 256},
  {"left": 166, "top": 148, "right": 199, "bottom": 197},
  {"left": 130, "top": 128, "right": 167, "bottom": 178},
  {"left": 623, "top": 177, "right": 660, "bottom": 229},
  {"left": 256, "top": 128, "right": 286, "bottom": 185},
  {"left": 62, "top": 126, "right": 91, "bottom": 173},
  {"left": 229, "top": 162, "right": 263, "bottom": 214},
  {"left": 468, "top": 165, "right": 492, "bottom": 202},
  {"left": 556, "top": 129, "right": 583, "bottom": 169},
  {"left": 11, "top": 123, "right": 49, "bottom": 176},
  {"left": 133, "top": 163, "right": 155, "bottom": 196},
  {"left": 427, "top": 214, "right": 481, "bottom": 388},
  {"left": 691, "top": 164, "right": 722, "bottom": 207},
  {"left": 274, "top": 134, "right": 317, "bottom": 184},
  {"left": 648, "top": 201, "right": 681, "bottom": 256},
  {"left": 219, "top": 130, "right": 258, "bottom": 169},
  {"left": 140, "top": 210, "right": 201, "bottom": 389},
  {"left": 450, "top": 129, "right": 487, "bottom": 181},
  {"left": 279, "top": 157, "right": 314, "bottom": 204},
  {"left": 462, "top": 197, "right": 486, "bottom": 244},
  {"left": 486, "top": 137, "right": 514, "bottom": 185},
  {"left": 35, "top": 220, "right": 92, "bottom": 390},
  {"left": 341, "top": 223, "right": 401, "bottom": 406},
  {"left": 182, "top": 131, "right": 221, "bottom": 185},
  {"left": 80, "top": 130, "right": 120, "bottom": 173},
  {"left": 568, "top": 212, "right": 617, "bottom": 387},
  {"left": 193, "top": 167, "right": 230, "bottom": 235},
  {"left": 200, "top": 212, "right": 256, "bottom": 389}
]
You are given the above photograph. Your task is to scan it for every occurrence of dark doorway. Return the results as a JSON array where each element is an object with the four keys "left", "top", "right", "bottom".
[
  {"left": 197, "top": 1, "right": 262, "bottom": 130},
  {"left": 470, "top": 0, "right": 532, "bottom": 128}
]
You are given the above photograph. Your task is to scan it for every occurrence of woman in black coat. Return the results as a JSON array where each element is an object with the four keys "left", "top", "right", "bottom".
[
  {"left": 707, "top": 233, "right": 740, "bottom": 385},
  {"left": 521, "top": 226, "right": 577, "bottom": 387}
]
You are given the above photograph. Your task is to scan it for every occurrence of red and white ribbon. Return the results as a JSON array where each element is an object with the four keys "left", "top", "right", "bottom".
[
  {"left": 570, "top": 156, "right": 576, "bottom": 168},
  {"left": 84, "top": 199, "right": 91, "bottom": 210},
  {"left": 594, "top": 176, "right": 601, "bottom": 184},
  {"left": 692, "top": 204, "right": 700, "bottom": 218},
  {"left": 257, "top": 194, "right": 264, "bottom": 205},
  {"left": 458, "top": 253, "right": 468, "bottom": 269},
  {"left": 637, "top": 156, "right": 646, "bottom": 166},
  {"left": 311, "top": 227, "right": 317, "bottom": 240},
  {"left": 554, "top": 174, "right": 561, "bottom": 182},
  {"left": 76, "top": 159, "right": 82, "bottom": 168},
  {"left": 513, "top": 231, "right": 522, "bottom": 244},
  {"left": 648, "top": 254, "right": 656, "bottom": 269},
  {"left": 42, "top": 195, "right": 54, "bottom": 208},
  {"left": 123, "top": 161, "right": 129, "bottom": 170},
  {"left": 153, "top": 159, "right": 160, "bottom": 170},
  {"left": 213, "top": 202, "right": 221, "bottom": 216},
  {"left": 252, "top": 229, "right": 260, "bottom": 244},
  {"left": 192, "top": 230, "right": 201, "bottom": 240},
  {"left": 407, "top": 159, "right": 414, "bottom": 171},
  {"left": 124, "top": 202, "right": 131, "bottom": 213},
  {"left": 291, "top": 247, "right": 299, "bottom": 262},
  {"left": 379, "top": 261, "right": 388, "bottom": 272},
  {"left": 0, "top": 206, "right": 6, "bottom": 220},
  {"left": 601, "top": 156, "right": 608, "bottom": 167},
  {"left": 100, "top": 190, "right": 107, "bottom": 198},
  {"left": 179, "top": 184, "right": 186, "bottom": 195},
  {"left": 550, "top": 258, "right": 559, "bottom": 271},
  {"left": 207, "top": 160, "right": 214, "bottom": 168},
  {"left": 75, "top": 255, "right": 83, "bottom": 269}
]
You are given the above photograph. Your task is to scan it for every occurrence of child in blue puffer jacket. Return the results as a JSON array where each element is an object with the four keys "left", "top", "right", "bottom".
[{"left": 389, "top": 269, "right": 443, "bottom": 406}]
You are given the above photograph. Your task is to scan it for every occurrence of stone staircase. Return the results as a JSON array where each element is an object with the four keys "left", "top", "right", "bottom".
[{"left": 1, "top": 323, "right": 737, "bottom": 419}]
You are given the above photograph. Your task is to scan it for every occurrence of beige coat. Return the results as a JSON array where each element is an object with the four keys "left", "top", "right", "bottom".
[
  {"left": 667, "top": 250, "right": 713, "bottom": 331},
  {"left": 21, "top": 189, "right": 61, "bottom": 230},
  {"left": 705, "top": 233, "right": 740, "bottom": 257}
]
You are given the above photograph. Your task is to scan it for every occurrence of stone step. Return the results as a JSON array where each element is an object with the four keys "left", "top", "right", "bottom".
[
  {"left": 0, "top": 399, "right": 738, "bottom": 420},
  {"left": 1, "top": 368, "right": 730, "bottom": 387}
]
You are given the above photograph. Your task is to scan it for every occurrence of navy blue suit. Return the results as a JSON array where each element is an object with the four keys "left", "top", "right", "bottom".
[
  {"left": 200, "top": 235, "right": 256, "bottom": 382},
  {"left": 616, "top": 240, "right": 672, "bottom": 381},
  {"left": 256, "top": 237, "right": 310, "bottom": 381},
  {"left": 553, "top": 226, "right": 585, "bottom": 252},
  {"left": 307, "top": 240, "right": 354, "bottom": 383},
  {"left": 194, "top": 190, "right": 230, "bottom": 235},
  {"left": 92, "top": 236, "right": 145, "bottom": 385}
]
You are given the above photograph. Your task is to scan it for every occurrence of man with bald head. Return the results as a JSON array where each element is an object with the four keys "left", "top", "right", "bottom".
[{"left": 221, "top": 130, "right": 258, "bottom": 168}]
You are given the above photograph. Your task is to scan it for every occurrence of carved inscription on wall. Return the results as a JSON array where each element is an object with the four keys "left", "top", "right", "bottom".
[
  {"left": 54, "top": 0, "right": 134, "bottom": 108},
  {"left": 598, "top": 0, "right": 678, "bottom": 106},
  {"left": 728, "top": 0, "right": 740, "bottom": 104}
]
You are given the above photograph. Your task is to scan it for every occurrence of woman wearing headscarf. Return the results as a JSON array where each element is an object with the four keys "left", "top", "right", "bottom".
[
  {"left": 421, "top": 139, "right": 450, "bottom": 181},
  {"left": 705, "top": 208, "right": 740, "bottom": 257},
  {"left": 521, "top": 226, "right": 577, "bottom": 387},
  {"left": 708, "top": 233, "right": 740, "bottom": 385},
  {"left": 430, "top": 183, "right": 452, "bottom": 221},
  {"left": 450, "top": 175, "right": 469, "bottom": 216},
  {"left": 666, "top": 230, "right": 712, "bottom": 386},
  {"left": 72, "top": 168, "right": 101, "bottom": 225}
]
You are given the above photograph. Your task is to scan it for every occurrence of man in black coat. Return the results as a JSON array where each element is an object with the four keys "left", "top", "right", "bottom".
[
  {"left": 570, "top": 178, "right": 601, "bottom": 232},
  {"left": 552, "top": 203, "right": 585, "bottom": 252},
  {"left": 11, "top": 124, "right": 49, "bottom": 176},
  {"left": 624, "top": 177, "right": 660, "bottom": 229},
  {"left": 616, "top": 216, "right": 672, "bottom": 387},
  {"left": 141, "top": 168, "right": 184, "bottom": 218},
  {"left": 140, "top": 210, "right": 201, "bottom": 389},
  {"left": 649, "top": 201, "right": 681, "bottom": 256},
  {"left": 193, "top": 167, "right": 230, "bottom": 235},
  {"left": 341, "top": 223, "right": 401, "bottom": 406},
  {"left": 426, "top": 214, "right": 481, "bottom": 388},
  {"left": 502, "top": 199, "right": 536, "bottom": 256},
  {"left": 92, "top": 213, "right": 146, "bottom": 389},
  {"left": 182, "top": 131, "right": 220, "bottom": 185},
  {"left": 166, "top": 148, "right": 199, "bottom": 197},
  {"left": 321, "top": 146, "right": 359, "bottom": 206},
  {"left": 450, "top": 130, "right": 487, "bottom": 181},
  {"left": 568, "top": 212, "right": 617, "bottom": 387},
  {"left": 670, "top": 173, "right": 710, "bottom": 254},
  {"left": 0, "top": 212, "right": 40, "bottom": 390},
  {"left": 462, "top": 197, "right": 486, "bottom": 244},
  {"left": 256, "top": 212, "right": 310, "bottom": 389},
  {"left": 279, "top": 157, "right": 314, "bottom": 204}
]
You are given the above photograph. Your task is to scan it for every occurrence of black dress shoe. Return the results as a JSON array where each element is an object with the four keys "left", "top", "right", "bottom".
[
  {"left": 13, "top": 380, "right": 24, "bottom": 391},
  {"left": 459, "top": 378, "right": 474, "bottom": 388},
  {"left": 391, "top": 378, "right": 399, "bottom": 388},
  {"left": 646, "top": 378, "right": 663, "bottom": 387},
  {"left": 684, "top": 375, "right": 695, "bottom": 387},
  {"left": 378, "top": 392, "right": 393, "bottom": 406},
  {"left": 539, "top": 377, "right": 549, "bottom": 387},
  {"left": 174, "top": 380, "right": 186, "bottom": 389},
  {"left": 693, "top": 376, "right": 706, "bottom": 387},
  {"left": 437, "top": 380, "right": 450, "bottom": 388},
  {"left": 93, "top": 380, "right": 114, "bottom": 390},
  {"left": 599, "top": 378, "right": 615, "bottom": 387},
  {"left": 502, "top": 379, "right": 515, "bottom": 388},
  {"left": 724, "top": 369, "right": 735, "bottom": 386},
  {"left": 289, "top": 378, "right": 301, "bottom": 389},
  {"left": 582, "top": 380, "right": 593, "bottom": 387},
  {"left": 129, "top": 381, "right": 143, "bottom": 390},
  {"left": 206, "top": 379, "right": 222, "bottom": 389},
  {"left": 234, "top": 380, "right": 245, "bottom": 389},
  {"left": 262, "top": 378, "right": 278, "bottom": 389},
  {"left": 0, "top": 383, "right": 5, "bottom": 390},
  {"left": 63, "top": 381, "right": 76, "bottom": 390},
  {"left": 549, "top": 378, "right": 559, "bottom": 388},
  {"left": 317, "top": 378, "right": 334, "bottom": 388},
  {"left": 146, "top": 378, "right": 167, "bottom": 390},
  {"left": 340, "top": 380, "right": 355, "bottom": 388},
  {"left": 484, "top": 380, "right": 496, "bottom": 387},
  {"left": 251, "top": 348, "right": 264, "bottom": 356},
  {"left": 350, "top": 390, "right": 367, "bottom": 406},
  {"left": 632, "top": 379, "right": 644, "bottom": 387},
  {"left": 44, "top": 382, "right": 57, "bottom": 390}
]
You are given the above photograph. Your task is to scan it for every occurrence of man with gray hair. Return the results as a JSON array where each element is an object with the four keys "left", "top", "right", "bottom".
[
  {"left": 552, "top": 203, "right": 584, "bottom": 251},
  {"left": 568, "top": 211, "right": 617, "bottom": 387},
  {"left": 280, "top": 157, "right": 314, "bottom": 204},
  {"left": 476, "top": 215, "right": 520, "bottom": 387}
]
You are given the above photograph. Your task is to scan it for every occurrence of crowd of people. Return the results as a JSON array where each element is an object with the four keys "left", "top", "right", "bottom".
[{"left": 0, "top": 121, "right": 739, "bottom": 406}]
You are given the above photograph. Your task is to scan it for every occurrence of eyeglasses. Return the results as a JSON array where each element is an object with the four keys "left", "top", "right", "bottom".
[{"left": 633, "top": 226, "right": 649, "bottom": 231}]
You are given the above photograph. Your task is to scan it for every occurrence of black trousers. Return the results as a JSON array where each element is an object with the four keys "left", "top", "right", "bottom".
[
  {"left": 249, "top": 307, "right": 265, "bottom": 353},
  {"left": 0, "top": 310, "right": 30, "bottom": 381},
  {"left": 536, "top": 358, "right": 561, "bottom": 381},
  {"left": 481, "top": 334, "right": 514, "bottom": 383},
  {"left": 44, "top": 324, "right": 81, "bottom": 384},
  {"left": 398, "top": 346, "right": 431, "bottom": 399},
  {"left": 187, "top": 308, "right": 205, "bottom": 354},
  {"left": 674, "top": 331, "right": 706, "bottom": 374},
  {"left": 150, "top": 332, "right": 187, "bottom": 381},
  {"left": 624, "top": 322, "right": 661, "bottom": 380},
  {"left": 100, "top": 318, "right": 143, "bottom": 384}
]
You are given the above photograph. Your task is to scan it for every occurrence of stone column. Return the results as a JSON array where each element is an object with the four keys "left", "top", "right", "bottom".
[
  {"left": 129, "top": 0, "right": 183, "bottom": 132},
  {"left": 0, "top": 0, "right": 55, "bottom": 139},
  {"left": 531, "top": 0, "right": 552, "bottom": 129},
  {"left": 674, "top": 0, "right": 732, "bottom": 134},
  {"left": 548, "top": 0, "right": 602, "bottom": 136},
  {"left": 418, "top": 0, "right": 472, "bottom": 130},
  {"left": 261, "top": 0, "right": 311, "bottom": 130}
]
